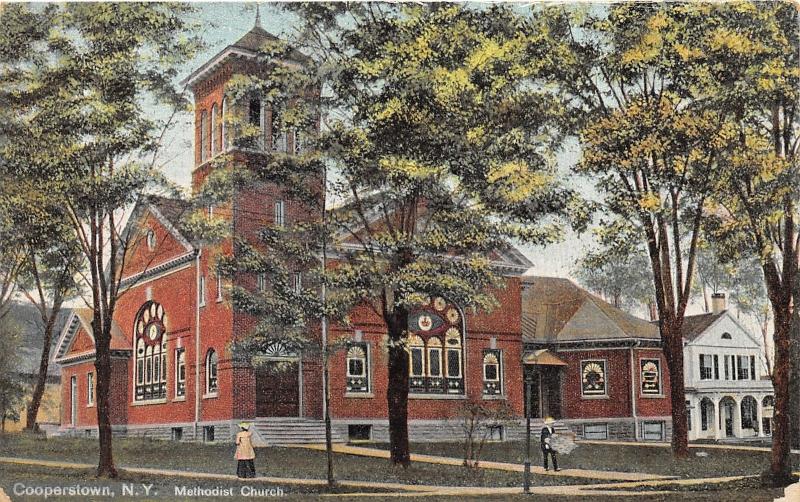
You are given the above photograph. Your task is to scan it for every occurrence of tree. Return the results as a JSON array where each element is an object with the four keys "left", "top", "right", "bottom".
[
  {"left": 689, "top": 1, "right": 799, "bottom": 483},
  {"left": 459, "top": 400, "right": 514, "bottom": 469},
  {"left": 4, "top": 181, "right": 82, "bottom": 432},
  {"left": 574, "top": 245, "right": 654, "bottom": 312},
  {"left": 236, "top": 3, "right": 582, "bottom": 466},
  {"left": 0, "top": 3, "right": 199, "bottom": 477},
  {"left": 0, "top": 317, "right": 24, "bottom": 432},
  {"left": 536, "top": 3, "right": 743, "bottom": 457}
]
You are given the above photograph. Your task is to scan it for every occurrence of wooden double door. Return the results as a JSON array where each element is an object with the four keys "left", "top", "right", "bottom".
[{"left": 255, "top": 361, "right": 300, "bottom": 417}]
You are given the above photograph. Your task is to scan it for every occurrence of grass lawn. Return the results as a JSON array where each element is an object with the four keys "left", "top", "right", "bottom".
[
  {"left": 365, "top": 440, "right": 790, "bottom": 478},
  {"left": 0, "top": 433, "right": 596, "bottom": 488}
]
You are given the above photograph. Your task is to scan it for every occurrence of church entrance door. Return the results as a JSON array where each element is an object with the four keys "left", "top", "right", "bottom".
[{"left": 255, "top": 361, "right": 300, "bottom": 417}]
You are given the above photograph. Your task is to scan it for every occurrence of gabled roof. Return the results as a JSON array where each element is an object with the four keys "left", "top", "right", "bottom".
[
  {"left": 522, "top": 276, "right": 659, "bottom": 344},
  {"left": 54, "top": 309, "right": 130, "bottom": 363},
  {"left": 182, "top": 24, "right": 310, "bottom": 89},
  {"left": 680, "top": 312, "right": 727, "bottom": 341}
]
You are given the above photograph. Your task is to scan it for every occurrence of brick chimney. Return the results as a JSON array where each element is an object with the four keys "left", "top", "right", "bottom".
[{"left": 711, "top": 293, "right": 726, "bottom": 315}]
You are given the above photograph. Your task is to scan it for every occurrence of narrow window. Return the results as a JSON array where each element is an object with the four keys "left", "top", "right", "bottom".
[
  {"left": 581, "top": 360, "right": 607, "bottom": 396},
  {"left": 208, "top": 204, "right": 214, "bottom": 218},
  {"left": 713, "top": 354, "right": 719, "bottom": 380},
  {"left": 409, "top": 335, "right": 425, "bottom": 377},
  {"left": 206, "top": 349, "right": 218, "bottom": 394},
  {"left": 686, "top": 401, "right": 692, "bottom": 431},
  {"left": 292, "top": 272, "right": 302, "bottom": 294},
  {"left": 293, "top": 128, "right": 303, "bottom": 154},
  {"left": 199, "top": 275, "right": 206, "bottom": 307},
  {"left": 274, "top": 200, "right": 285, "bottom": 227},
  {"left": 221, "top": 97, "right": 228, "bottom": 151},
  {"left": 200, "top": 110, "right": 209, "bottom": 162},
  {"left": 750, "top": 355, "right": 756, "bottom": 380},
  {"left": 272, "top": 126, "right": 286, "bottom": 152},
  {"left": 216, "top": 270, "right": 223, "bottom": 301},
  {"left": 483, "top": 350, "right": 502, "bottom": 396},
  {"left": 87, "top": 372, "right": 94, "bottom": 406},
  {"left": 346, "top": 343, "right": 369, "bottom": 393},
  {"left": 724, "top": 355, "right": 730, "bottom": 380},
  {"left": 211, "top": 103, "right": 218, "bottom": 154},
  {"left": 699, "top": 354, "right": 713, "bottom": 380},
  {"left": 249, "top": 97, "right": 262, "bottom": 149},
  {"left": 641, "top": 359, "right": 661, "bottom": 395},
  {"left": 175, "top": 348, "right": 186, "bottom": 397},
  {"left": 257, "top": 273, "right": 266, "bottom": 292},
  {"left": 146, "top": 230, "right": 156, "bottom": 251}
]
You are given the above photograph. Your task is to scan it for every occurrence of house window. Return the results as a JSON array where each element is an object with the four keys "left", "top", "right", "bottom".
[
  {"left": 175, "top": 348, "right": 186, "bottom": 397},
  {"left": 581, "top": 360, "right": 607, "bottom": 396},
  {"left": 724, "top": 355, "right": 731, "bottom": 380},
  {"left": 292, "top": 272, "right": 302, "bottom": 294},
  {"left": 713, "top": 354, "right": 719, "bottom": 380},
  {"left": 274, "top": 200, "right": 285, "bottom": 227},
  {"left": 211, "top": 103, "right": 218, "bottom": 154},
  {"left": 408, "top": 298, "right": 464, "bottom": 394},
  {"left": 583, "top": 423, "right": 608, "bottom": 440},
  {"left": 257, "top": 273, "right": 266, "bottom": 292},
  {"left": 346, "top": 343, "right": 369, "bottom": 393},
  {"left": 200, "top": 110, "right": 209, "bottom": 162},
  {"left": 134, "top": 301, "right": 168, "bottom": 401},
  {"left": 221, "top": 97, "right": 228, "bottom": 151},
  {"left": 721, "top": 332, "right": 732, "bottom": 340},
  {"left": 699, "top": 354, "right": 713, "bottom": 380},
  {"left": 199, "top": 275, "right": 206, "bottom": 307},
  {"left": 248, "top": 97, "right": 263, "bottom": 149},
  {"left": 146, "top": 230, "right": 156, "bottom": 251},
  {"left": 87, "top": 372, "right": 94, "bottom": 406},
  {"left": 205, "top": 349, "right": 218, "bottom": 395},
  {"left": 750, "top": 355, "right": 756, "bottom": 380},
  {"left": 216, "top": 270, "right": 223, "bottom": 301},
  {"left": 643, "top": 421, "right": 664, "bottom": 441},
  {"left": 640, "top": 359, "right": 661, "bottom": 395},
  {"left": 483, "top": 349, "right": 503, "bottom": 396},
  {"left": 737, "top": 355, "right": 750, "bottom": 380}
]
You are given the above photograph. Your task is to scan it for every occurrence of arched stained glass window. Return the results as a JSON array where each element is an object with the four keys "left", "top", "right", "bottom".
[
  {"left": 581, "top": 360, "right": 607, "bottom": 396},
  {"left": 134, "top": 301, "right": 167, "bottom": 401},
  {"left": 346, "top": 343, "right": 369, "bottom": 393},
  {"left": 206, "top": 349, "right": 218, "bottom": 394},
  {"left": 407, "top": 297, "right": 465, "bottom": 395}
]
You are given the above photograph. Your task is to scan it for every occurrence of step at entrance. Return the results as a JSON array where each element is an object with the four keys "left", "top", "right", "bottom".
[{"left": 252, "top": 417, "right": 345, "bottom": 446}]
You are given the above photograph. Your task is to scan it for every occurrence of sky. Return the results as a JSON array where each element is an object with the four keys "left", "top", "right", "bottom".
[{"left": 154, "top": 2, "right": 596, "bottom": 282}]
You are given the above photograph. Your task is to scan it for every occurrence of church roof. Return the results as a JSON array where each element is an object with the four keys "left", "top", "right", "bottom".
[
  {"left": 521, "top": 276, "right": 659, "bottom": 344},
  {"left": 54, "top": 308, "right": 130, "bottom": 363}
]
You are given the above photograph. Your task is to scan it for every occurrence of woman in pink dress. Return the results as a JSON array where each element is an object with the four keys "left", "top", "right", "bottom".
[{"left": 235, "top": 422, "right": 256, "bottom": 478}]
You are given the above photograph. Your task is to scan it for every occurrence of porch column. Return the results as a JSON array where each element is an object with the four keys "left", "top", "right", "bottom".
[
  {"left": 756, "top": 397, "right": 765, "bottom": 438},
  {"left": 689, "top": 398, "right": 701, "bottom": 441},
  {"left": 714, "top": 397, "right": 723, "bottom": 440}
]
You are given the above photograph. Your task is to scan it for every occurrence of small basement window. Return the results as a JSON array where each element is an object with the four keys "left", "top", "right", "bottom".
[
  {"left": 203, "top": 425, "right": 215, "bottom": 442},
  {"left": 172, "top": 427, "right": 183, "bottom": 441},
  {"left": 487, "top": 425, "right": 503, "bottom": 441},
  {"left": 583, "top": 423, "right": 608, "bottom": 440},
  {"left": 348, "top": 424, "right": 372, "bottom": 442},
  {"left": 643, "top": 421, "right": 665, "bottom": 441}
]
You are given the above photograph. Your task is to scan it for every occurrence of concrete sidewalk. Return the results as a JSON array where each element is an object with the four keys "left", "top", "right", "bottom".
[
  {"left": 578, "top": 439, "right": 800, "bottom": 454},
  {"left": 292, "top": 443, "right": 674, "bottom": 482}
]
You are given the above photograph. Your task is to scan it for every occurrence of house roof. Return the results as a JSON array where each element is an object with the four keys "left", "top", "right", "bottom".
[
  {"left": 54, "top": 308, "right": 131, "bottom": 363},
  {"left": 521, "top": 276, "right": 659, "bottom": 344},
  {"left": 680, "top": 312, "right": 727, "bottom": 341}
]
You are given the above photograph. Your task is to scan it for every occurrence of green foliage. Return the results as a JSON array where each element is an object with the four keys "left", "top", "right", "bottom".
[{"left": 0, "top": 318, "right": 24, "bottom": 428}]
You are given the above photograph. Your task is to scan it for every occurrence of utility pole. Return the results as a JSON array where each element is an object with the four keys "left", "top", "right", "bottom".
[
  {"left": 321, "top": 161, "right": 335, "bottom": 487},
  {"left": 524, "top": 372, "right": 533, "bottom": 494}
]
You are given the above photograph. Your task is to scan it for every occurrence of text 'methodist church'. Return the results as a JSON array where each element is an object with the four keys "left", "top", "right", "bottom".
[{"left": 55, "top": 20, "right": 682, "bottom": 445}]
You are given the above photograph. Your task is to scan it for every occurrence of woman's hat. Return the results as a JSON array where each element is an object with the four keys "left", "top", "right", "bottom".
[
  {"left": 544, "top": 416, "right": 555, "bottom": 425},
  {"left": 239, "top": 422, "right": 251, "bottom": 430}
]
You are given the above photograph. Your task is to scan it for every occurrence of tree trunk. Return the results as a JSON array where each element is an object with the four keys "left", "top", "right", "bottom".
[
  {"left": 769, "top": 311, "right": 794, "bottom": 485},
  {"left": 25, "top": 315, "right": 58, "bottom": 432},
  {"left": 386, "top": 307, "right": 410, "bottom": 467},
  {"left": 789, "top": 272, "right": 800, "bottom": 450},
  {"left": 94, "top": 320, "right": 117, "bottom": 478},
  {"left": 661, "top": 318, "right": 690, "bottom": 457}
]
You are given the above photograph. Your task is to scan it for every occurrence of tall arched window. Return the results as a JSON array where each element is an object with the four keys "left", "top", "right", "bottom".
[
  {"left": 206, "top": 349, "right": 218, "bottom": 395},
  {"left": 221, "top": 97, "right": 228, "bottom": 151},
  {"left": 200, "top": 111, "right": 209, "bottom": 162},
  {"left": 134, "top": 301, "right": 167, "bottom": 401},
  {"left": 211, "top": 104, "right": 219, "bottom": 155},
  {"left": 346, "top": 343, "right": 369, "bottom": 393},
  {"left": 483, "top": 350, "right": 503, "bottom": 396},
  {"left": 407, "top": 297, "right": 464, "bottom": 395}
]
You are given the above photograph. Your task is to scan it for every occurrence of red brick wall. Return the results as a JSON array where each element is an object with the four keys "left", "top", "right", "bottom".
[
  {"left": 60, "top": 358, "right": 128, "bottom": 428},
  {"left": 634, "top": 348, "right": 671, "bottom": 417},
  {"left": 558, "top": 348, "right": 634, "bottom": 419},
  {"left": 125, "top": 212, "right": 189, "bottom": 275}
]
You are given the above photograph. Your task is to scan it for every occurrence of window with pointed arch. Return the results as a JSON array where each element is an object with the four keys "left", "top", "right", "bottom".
[
  {"left": 221, "top": 97, "right": 229, "bottom": 151},
  {"left": 346, "top": 343, "right": 369, "bottom": 393},
  {"left": 483, "top": 350, "right": 503, "bottom": 396},
  {"left": 211, "top": 103, "right": 219, "bottom": 155},
  {"left": 134, "top": 301, "right": 167, "bottom": 401},
  {"left": 200, "top": 110, "right": 209, "bottom": 162},
  {"left": 407, "top": 297, "right": 464, "bottom": 395},
  {"left": 205, "top": 349, "right": 218, "bottom": 395}
]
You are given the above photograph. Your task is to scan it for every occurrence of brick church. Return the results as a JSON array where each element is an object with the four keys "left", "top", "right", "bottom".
[{"left": 55, "top": 22, "right": 673, "bottom": 444}]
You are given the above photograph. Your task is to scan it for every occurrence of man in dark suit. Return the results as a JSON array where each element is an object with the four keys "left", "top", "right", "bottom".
[{"left": 540, "top": 417, "right": 560, "bottom": 471}]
